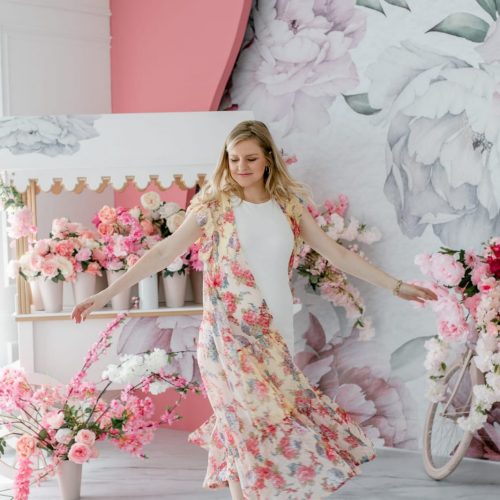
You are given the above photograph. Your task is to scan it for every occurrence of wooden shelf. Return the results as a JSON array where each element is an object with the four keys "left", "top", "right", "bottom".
[{"left": 14, "top": 302, "right": 204, "bottom": 322}]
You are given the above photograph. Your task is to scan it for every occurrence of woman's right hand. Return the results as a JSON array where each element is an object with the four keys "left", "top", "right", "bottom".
[{"left": 71, "top": 292, "right": 108, "bottom": 323}]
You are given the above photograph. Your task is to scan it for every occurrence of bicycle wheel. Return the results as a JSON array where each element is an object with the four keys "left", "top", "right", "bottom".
[{"left": 422, "top": 357, "right": 475, "bottom": 480}]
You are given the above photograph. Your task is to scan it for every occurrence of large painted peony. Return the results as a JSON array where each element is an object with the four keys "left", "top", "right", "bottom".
[
  {"left": 366, "top": 41, "right": 500, "bottom": 247},
  {"left": 228, "top": 0, "right": 366, "bottom": 134},
  {"left": 294, "top": 311, "right": 418, "bottom": 449}
]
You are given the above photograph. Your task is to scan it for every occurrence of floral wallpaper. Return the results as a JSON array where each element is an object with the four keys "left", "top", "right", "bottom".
[
  {"left": 218, "top": 0, "right": 500, "bottom": 459},
  {"left": 120, "top": 0, "right": 500, "bottom": 461}
]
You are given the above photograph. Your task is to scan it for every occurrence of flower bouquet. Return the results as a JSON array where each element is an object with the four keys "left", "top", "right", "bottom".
[
  {"left": 92, "top": 204, "right": 159, "bottom": 309},
  {"left": 8, "top": 238, "right": 76, "bottom": 312},
  {"left": 295, "top": 194, "right": 381, "bottom": 340},
  {"left": 50, "top": 218, "right": 104, "bottom": 305},
  {"left": 0, "top": 313, "right": 202, "bottom": 500},
  {"left": 139, "top": 192, "right": 190, "bottom": 307},
  {"left": 415, "top": 237, "right": 500, "bottom": 432}
]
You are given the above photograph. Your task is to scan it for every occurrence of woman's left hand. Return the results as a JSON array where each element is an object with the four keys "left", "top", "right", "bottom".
[{"left": 396, "top": 282, "right": 438, "bottom": 303}]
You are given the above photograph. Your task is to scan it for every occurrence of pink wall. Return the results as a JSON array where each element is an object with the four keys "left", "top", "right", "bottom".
[
  {"left": 109, "top": 0, "right": 251, "bottom": 431},
  {"left": 110, "top": 0, "right": 252, "bottom": 112}
]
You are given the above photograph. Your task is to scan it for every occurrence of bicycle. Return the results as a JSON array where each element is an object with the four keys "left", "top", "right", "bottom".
[{"left": 422, "top": 345, "right": 486, "bottom": 480}]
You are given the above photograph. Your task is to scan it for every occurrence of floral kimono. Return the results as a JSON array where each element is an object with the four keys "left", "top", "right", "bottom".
[{"left": 186, "top": 191, "right": 376, "bottom": 499}]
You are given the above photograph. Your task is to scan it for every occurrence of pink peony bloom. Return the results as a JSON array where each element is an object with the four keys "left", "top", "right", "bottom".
[
  {"left": 126, "top": 254, "right": 140, "bottom": 268},
  {"left": 15, "top": 435, "right": 37, "bottom": 458},
  {"left": 75, "top": 248, "right": 91, "bottom": 262},
  {"left": 44, "top": 410, "right": 65, "bottom": 429},
  {"left": 40, "top": 258, "right": 58, "bottom": 279},
  {"left": 97, "top": 223, "right": 114, "bottom": 237},
  {"left": 75, "top": 429, "right": 96, "bottom": 447},
  {"left": 472, "top": 263, "right": 490, "bottom": 286},
  {"left": 430, "top": 253, "right": 465, "bottom": 286},
  {"left": 97, "top": 205, "right": 117, "bottom": 224},
  {"left": 68, "top": 442, "right": 92, "bottom": 464},
  {"left": 415, "top": 253, "right": 432, "bottom": 276}
]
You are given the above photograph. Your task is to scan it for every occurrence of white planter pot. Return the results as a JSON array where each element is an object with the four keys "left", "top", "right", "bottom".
[
  {"left": 38, "top": 278, "right": 64, "bottom": 313},
  {"left": 57, "top": 460, "right": 82, "bottom": 500},
  {"left": 72, "top": 272, "right": 97, "bottom": 305},
  {"left": 190, "top": 269, "right": 203, "bottom": 305},
  {"left": 138, "top": 273, "right": 159, "bottom": 310},
  {"left": 29, "top": 278, "right": 44, "bottom": 311},
  {"left": 105, "top": 270, "right": 131, "bottom": 310},
  {"left": 162, "top": 272, "right": 188, "bottom": 308}
]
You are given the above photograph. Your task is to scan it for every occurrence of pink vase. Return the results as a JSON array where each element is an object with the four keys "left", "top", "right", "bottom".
[
  {"left": 72, "top": 272, "right": 97, "bottom": 305},
  {"left": 29, "top": 278, "right": 44, "bottom": 311},
  {"left": 38, "top": 278, "right": 64, "bottom": 313},
  {"left": 189, "top": 269, "right": 203, "bottom": 304},
  {"left": 56, "top": 461, "right": 82, "bottom": 500},
  {"left": 106, "top": 270, "right": 131, "bottom": 310},
  {"left": 162, "top": 272, "right": 188, "bottom": 307}
]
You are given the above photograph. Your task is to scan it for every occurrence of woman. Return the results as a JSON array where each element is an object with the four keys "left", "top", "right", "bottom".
[{"left": 72, "top": 120, "right": 437, "bottom": 499}]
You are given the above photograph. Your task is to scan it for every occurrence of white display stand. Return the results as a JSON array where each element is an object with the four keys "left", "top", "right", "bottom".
[{"left": 0, "top": 110, "right": 254, "bottom": 384}]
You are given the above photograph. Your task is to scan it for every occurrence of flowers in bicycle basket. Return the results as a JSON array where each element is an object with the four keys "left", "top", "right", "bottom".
[{"left": 415, "top": 237, "right": 500, "bottom": 432}]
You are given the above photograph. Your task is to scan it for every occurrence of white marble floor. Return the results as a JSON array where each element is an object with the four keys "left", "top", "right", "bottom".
[{"left": 0, "top": 428, "right": 499, "bottom": 499}]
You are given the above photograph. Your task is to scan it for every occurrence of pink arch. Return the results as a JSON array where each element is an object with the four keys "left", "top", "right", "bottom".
[{"left": 110, "top": 0, "right": 252, "bottom": 112}]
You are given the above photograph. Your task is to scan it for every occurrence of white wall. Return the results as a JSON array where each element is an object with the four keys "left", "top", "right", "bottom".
[{"left": 0, "top": 0, "right": 111, "bottom": 366}]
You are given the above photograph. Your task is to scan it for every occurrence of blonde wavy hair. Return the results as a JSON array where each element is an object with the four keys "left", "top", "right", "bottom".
[{"left": 194, "top": 120, "right": 314, "bottom": 208}]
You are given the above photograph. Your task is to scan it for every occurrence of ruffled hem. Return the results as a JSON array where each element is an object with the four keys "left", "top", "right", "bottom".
[{"left": 188, "top": 411, "right": 376, "bottom": 499}]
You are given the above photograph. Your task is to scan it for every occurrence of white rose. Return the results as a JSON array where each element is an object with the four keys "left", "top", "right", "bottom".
[
  {"left": 140, "top": 191, "right": 161, "bottom": 211},
  {"left": 55, "top": 428, "right": 73, "bottom": 445},
  {"left": 167, "top": 256, "right": 184, "bottom": 272},
  {"left": 129, "top": 206, "right": 141, "bottom": 219},
  {"left": 158, "top": 202, "right": 180, "bottom": 219},
  {"left": 53, "top": 255, "right": 74, "bottom": 279},
  {"left": 166, "top": 211, "right": 186, "bottom": 233}
]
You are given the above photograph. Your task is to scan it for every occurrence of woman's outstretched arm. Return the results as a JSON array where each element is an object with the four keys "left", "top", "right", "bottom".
[
  {"left": 299, "top": 205, "right": 437, "bottom": 303},
  {"left": 71, "top": 210, "right": 203, "bottom": 323}
]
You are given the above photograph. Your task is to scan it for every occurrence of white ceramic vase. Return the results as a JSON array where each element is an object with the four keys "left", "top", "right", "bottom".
[
  {"left": 162, "top": 272, "right": 188, "bottom": 308},
  {"left": 106, "top": 270, "right": 131, "bottom": 310},
  {"left": 38, "top": 278, "right": 64, "bottom": 313},
  {"left": 56, "top": 460, "right": 82, "bottom": 500},
  {"left": 29, "top": 278, "right": 44, "bottom": 311},
  {"left": 72, "top": 272, "right": 97, "bottom": 305},
  {"left": 189, "top": 269, "right": 203, "bottom": 304},
  {"left": 138, "top": 273, "right": 159, "bottom": 310}
]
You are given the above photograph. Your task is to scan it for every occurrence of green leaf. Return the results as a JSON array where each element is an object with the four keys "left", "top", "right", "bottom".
[
  {"left": 343, "top": 93, "right": 381, "bottom": 115},
  {"left": 477, "top": 0, "right": 497, "bottom": 19},
  {"left": 427, "top": 13, "right": 490, "bottom": 42},
  {"left": 356, "top": 0, "right": 385, "bottom": 14},
  {"left": 384, "top": 0, "right": 410, "bottom": 10}
]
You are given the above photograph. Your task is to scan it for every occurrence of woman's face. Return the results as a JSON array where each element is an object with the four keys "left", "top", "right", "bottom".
[{"left": 227, "top": 139, "right": 267, "bottom": 189}]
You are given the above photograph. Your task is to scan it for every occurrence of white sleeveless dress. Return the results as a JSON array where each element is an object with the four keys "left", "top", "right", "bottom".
[{"left": 231, "top": 195, "right": 296, "bottom": 354}]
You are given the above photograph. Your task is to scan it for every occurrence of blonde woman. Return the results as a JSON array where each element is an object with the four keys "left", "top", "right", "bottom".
[{"left": 72, "top": 120, "right": 436, "bottom": 499}]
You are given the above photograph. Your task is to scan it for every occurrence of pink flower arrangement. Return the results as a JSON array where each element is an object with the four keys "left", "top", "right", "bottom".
[
  {"left": 296, "top": 194, "right": 381, "bottom": 339},
  {"left": 50, "top": 218, "right": 104, "bottom": 276},
  {"left": 92, "top": 205, "right": 160, "bottom": 272},
  {"left": 0, "top": 312, "right": 202, "bottom": 498},
  {"left": 138, "top": 192, "right": 190, "bottom": 276},
  {"left": 415, "top": 238, "right": 500, "bottom": 432},
  {"left": 9, "top": 238, "right": 76, "bottom": 283}
]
